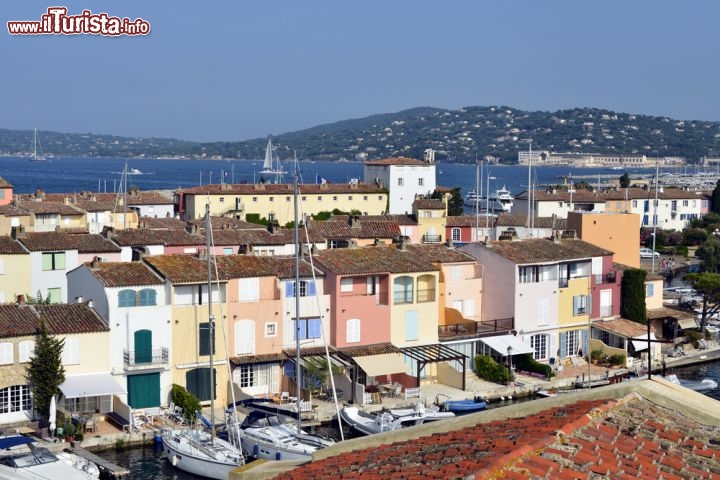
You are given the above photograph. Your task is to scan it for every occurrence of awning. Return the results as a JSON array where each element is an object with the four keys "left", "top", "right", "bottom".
[
  {"left": 677, "top": 317, "right": 698, "bottom": 330},
  {"left": 353, "top": 353, "right": 408, "bottom": 377},
  {"left": 480, "top": 335, "right": 534, "bottom": 355},
  {"left": 60, "top": 373, "right": 126, "bottom": 399},
  {"left": 631, "top": 333, "right": 656, "bottom": 351}
]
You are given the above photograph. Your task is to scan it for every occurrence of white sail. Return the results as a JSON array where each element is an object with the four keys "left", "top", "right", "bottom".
[{"left": 262, "top": 138, "right": 273, "bottom": 170}]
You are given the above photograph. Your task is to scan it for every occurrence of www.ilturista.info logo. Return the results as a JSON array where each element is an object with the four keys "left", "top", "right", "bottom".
[{"left": 8, "top": 7, "right": 150, "bottom": 36}]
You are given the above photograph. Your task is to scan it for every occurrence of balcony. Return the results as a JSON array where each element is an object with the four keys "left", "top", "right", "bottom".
[
  {"left": 422, "top": 234, "right": 442, "bottom": 243},
  {"left": 123, "top": 347, "right": 169, "bottom": 371},
  {"left": 438, "top": 317, "right": 514, "bottom": 339},
  {"left": 593, "top": 272, "right": 617, "bottom": 285}
]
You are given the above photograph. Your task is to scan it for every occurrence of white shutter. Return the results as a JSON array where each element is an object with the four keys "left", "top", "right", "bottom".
[
  {"left": 62, "top": 338, "right": 80, "bottom": 365},
  {"left": 239, "top": 278, "right": 259, "bottom": 302},
  {"left": 464, "top": 299, "right": 475, "bottom": 317},
  {"left": 346, "top": 319, "right": 360, "bottom": 343},
  {"left": 0, "top": 343, "right": 12, "bottom": 365},
  {"left": 234, "top": 320, "right": 255, "bottom": 355},
  {"left": 538, "top": 298, "right": 549, "bottom": 326},
  {"left": 18, "top": 340, "right": 34, "bottom": 363},
  {"left": 174, "top": 285, "right": 193, "bottom": 305},
  {"left": 591, "top": 257, "right": 603, "bottom": 275}
]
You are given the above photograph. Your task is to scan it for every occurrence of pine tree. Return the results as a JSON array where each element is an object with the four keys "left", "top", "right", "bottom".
[
  {"left": 620, "top": 268, "right": 647, "bottom": 324},
  {"left": 26, "top": 319, "right": 65, "bottom": 421}
]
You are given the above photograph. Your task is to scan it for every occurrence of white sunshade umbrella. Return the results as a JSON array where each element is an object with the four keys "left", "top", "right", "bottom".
[{"left": 49, "top": 395, "right": 57, "bottom": 436}]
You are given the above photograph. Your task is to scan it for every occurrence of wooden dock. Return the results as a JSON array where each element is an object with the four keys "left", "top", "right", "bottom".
[{"left": 68, "top": 446, "right": 130, "bottom": 478}]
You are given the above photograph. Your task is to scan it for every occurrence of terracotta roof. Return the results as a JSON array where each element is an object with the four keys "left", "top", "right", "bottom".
[
  {"left": 18, "top": 232, "right": 120, "bottom": 253},
  {"left": 475, "top": 238, "right": 613, "bottom": 264},
  {"left": 0, "top": 205, "right": 30, "bottom": 216},
  {"left": 18, "top": 200, "right": 84, "bottom": 215},
  {"left": 177, "top": 183, "right": 387, "bottom": 195},
  {"left": 138, "top": 217, "right": 187, "bottom": 230},
  {"left": 327, "top": 214, "right": 416, "bottom": 226},
  {"left": 215, "top": 255, "right": 321, "bottom": 280},
  {"left": 495, "top": 213, "right": 568, "bottom": 230},
  {"left": 646, "top": 307, "right": 696, "bottom": 321},
  {"left": 38, "top": 191, "right": 174, "bottom": 206},
  {"left": 364, "top": 157, "right": 428, "bottom": 166},
  {"left": 85, "top": 261, "right": 164, "bottom": 287},
  {"left": 591, "top": 317, "right": 647, "bottom": 337},
  {"left": 0, "top": 177, "right": 13, "bottom": 188},
  {"left": 274, "top": 384, "right": 720, "bottom": 480},
  {"left": 0, "top": 303, "right": 108, "bottom": 337},
  {"left": 111, "top": 229, "right": 203, "bottom": 247},
  {"left": 230, "top": 352, "right": 285, "bottom": 366},
  {"left": 188, "top": 216, "right": 262, "bottom": 231},
  {"left": 315, "top": 245, "right": 439, "bottom": 275},
  {"left": 210, "top": 228, "right": 294, "bottom": 246},
  {"left": 306, "top": 219, "right": 401, "bottom": 240},
  {"left": 144, "top": 254, "right": 228, "bottom": 284},
  {"left": 405, "top": 243, "right": 477, "bottom": 264},
  {"left": 0, "top": 236, "right": 27, "bottom": 255},
  {"left": 413, "top": 198, "right": 445, "bottom": 210},
  {"left": 517, "top": 187, "right": 711, "bottom": 202}
]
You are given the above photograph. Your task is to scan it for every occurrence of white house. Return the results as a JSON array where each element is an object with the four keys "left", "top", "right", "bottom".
[{"left": 364, "top": 156, "right": 437, "bottom": 215}]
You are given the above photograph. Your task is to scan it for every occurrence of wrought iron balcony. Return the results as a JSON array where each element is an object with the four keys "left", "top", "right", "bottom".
[
  {"left": 123, "top": 347, "right": 169, "bottom": 371},
  {"left": 422, "top": 234, "right": 442, "bottom": 243}
]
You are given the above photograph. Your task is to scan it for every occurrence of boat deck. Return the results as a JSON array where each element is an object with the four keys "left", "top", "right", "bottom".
[{"left": 67, "top": 446, "right": 129, "bottom": 478}]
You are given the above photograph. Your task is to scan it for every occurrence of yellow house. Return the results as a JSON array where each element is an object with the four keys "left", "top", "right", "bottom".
[
  {"left": 177, "top": 182, "right": 388, "bottom": 225},
  {"left": 0, "top": 237, "right": 30, "bottom": 304},
  {"left": 413, "top": 198, "right": 447, "bottom": 244},
  {"left": 566, "top": 211, "right": 641, "bottom": 268},
  {"left": 144, "top": 254, "right": 232, "bottom": 408}
]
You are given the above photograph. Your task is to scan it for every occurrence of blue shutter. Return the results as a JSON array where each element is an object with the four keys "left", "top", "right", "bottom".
[
  {"left": 404, "top": 311, "right": 419, "bottom": 342},
  {"left": 308, "top": 318, "right": 321, "bottom": 338},
  {"left": 582, "top": 330, "right": 589, "bottom": 358},
  {"left": 307, "top": 281, "right": 316, "bottom": 296},
  {"left": 572, "top": 296, "right": 579, "bottom": 316},
  {"left": 559, "top": 332, "right": 567, "bottom": 359},
  {"left": 286, "top": 281, "right": 295, "bottom": 298},
  {"left": 293, "top": 320, "right": 307, "bottom": 340},
  {"left": 284, "top": 361, "right": 296, "bottom": 380}
]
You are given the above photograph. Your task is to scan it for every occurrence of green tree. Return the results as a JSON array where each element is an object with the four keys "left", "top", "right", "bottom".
[
  {"left": 619, "top": 172, "right": 630, "bottom": 188},
  {"left": 171, "top": 384, "right": 201, "bottom": 422},
  {"left": 26, "top": 319, "right": 65, "bottom": 423},
  {"left": 712, "top": 180, "right": 720, "bottom": 214},
  {"left": 696, "top": 236, "right": 720, "bottom": 273},
  {"left": 620, "top": 268, "right": 647, "bottom": 324},
  {"left": 446, "top": 188, "right": 464, "bottom": 216},
  {"left": 684, "top": 272, "right": 720, "bottom": 333}
]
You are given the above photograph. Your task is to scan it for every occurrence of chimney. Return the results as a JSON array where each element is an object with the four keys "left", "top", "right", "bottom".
[
  {"left": 87, "top": 299, "right": 93, "bottom": 309},
  {"left": 445, "top": 239, "right": 455, "bottom": 248},
  {"left": 185, "top": 222, "right": 198, "bottom": 235},
  {"left": 16, "top": 294, "right": 25, "bottom": 305},
  {"left": 101, "top": 226, "right": 114, "bottom": 239},
  {"left": 91, "top": 256, "right": 102, "bottom": 268},
  {"left": 349, "top": 215, "right": 360, "bottom": 228},
  {"left": 75, "top": 296, "right": 83, "bottom": 303},
  {"left": 398, "top": 236, "right": 407, "bottom": 251},
  {"left": 11, "top": 225, "right": 25, "bottom": 240}
]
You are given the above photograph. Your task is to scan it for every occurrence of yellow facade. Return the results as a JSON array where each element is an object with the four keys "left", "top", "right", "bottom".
[
  {"left": 0, "top": 254, "right": 31, "bottom": 304},
  {"left": 182, "top": 184, "right": 388, "bottom": 224},
  {"left": 389, "top": 272, "right": 440, "bottom": 347},
  {"left": 415, "top": 208, "right": 447, "bottom": 244},
  {"left": 558, "top": 276, "right": 591, "bottom": 328},
  {"left": 61, "top": 331, "right": 112, "bottom": 375}
]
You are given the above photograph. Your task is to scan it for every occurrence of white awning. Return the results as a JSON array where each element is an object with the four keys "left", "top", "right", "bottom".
[
  {"left": 60, "top": 373, "right": 126, "bottom": 399},
  {"left": 677, "top": 317, "right": 698, "bottom": 330},
  {"left": 480, "top": 335, "right": 534, "bottom": 355},
  {"left": 631, "top": 333, "right": 656, "bottom": 352},
  {"left": 353, "top": 353, "right": 408, "bottom": 377}
]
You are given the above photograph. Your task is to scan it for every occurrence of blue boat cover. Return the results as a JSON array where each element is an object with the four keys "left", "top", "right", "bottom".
[{"left": 0, "top": 435, "right": 35, "bottom": 450}]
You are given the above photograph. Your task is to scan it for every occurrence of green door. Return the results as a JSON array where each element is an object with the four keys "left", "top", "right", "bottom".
[
  {"left": 134, "top": 330, "right": 152, "bottom": 364},
  {"left": 127, "top": 373, "right": 160, "bottom": 408}
]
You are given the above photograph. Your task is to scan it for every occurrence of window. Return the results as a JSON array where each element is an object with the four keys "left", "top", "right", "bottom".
[
  {"left": 393, "top": 276, "right": 413, "bottom": 304},
  {"left": 0, "top": 343, "right": 12, "bottom": 365},
  {"left": 265, "top": 322, "right": 276, "bottom": 337},
  {"left": 682, "top": 200, "right": 689, "bottom": 207},
  {"left": 418, "top": 178, "right": 424, "bottom": 187},
  {"left": 0, "top": 259, "right": 4, "bottom": 274},
  {"left": 0, "top": 385, "right": 32, "bottom": 414},
  {"left": 561, "top": 330, "right": 580, "bottom": 358},
  {"left": 269, "top": 197, "right": 274, "bottom": 202},
  {"left": 646, "top": 283, "right": 654, "bottom": 297},
  {"left": 42, "top": 252, "right": 66, "bottom": 271},
  {"left": 234, "top": 320, "right": 254, "bottom": 355},
  {"left": 47, "top": 288, "right": 61, "bottom": 304},
  {"left": 333, "top": 196, "right": 338, "bottom": 201},
  {"left": 451, "top": 266, "right": 461, "bottom": 281},
  {"left": 416, "top": 274, "right": 436, "bottom": 302},
  {"left": 199, "top": 322, "right": 216, "bottom": 356},
  {"left": 219, "top": 197, "right": 224, "bottom": 203},
  {"left": 293, "top": 318, "right": 321, "bottom": 340},
  {"left": 318, "top": 196, "right": 322, "bottom": 201},
  {"left": 451, "top": 228, "right": 461, "bottom": 241},
  {"left": 302, "top": 196, "right": 307, "bottom": 201},
  {"left": 573, "top": 295, "right": 589, "bottom": 316},
  {"left": 346, "top": 318, "right": 360, "bottom": 343},
  {"left": 404, "top": 310, "right": 419, "bottom": 341},
  {"left": 363, "top": 195, "right": 368, "bottom": 201},
  {"left": 239, "top": 365, "right": 254, "bottom": 388},
  {"left": 119, "top": 289, "right": 136, "bottom": 307},
  {"left": 398, "top": 178, "right": 404, "bottom": 186},
  {"left": 348, "top": 196, "right": 353, "bottom": 201},
  {"left": 519, "top": 266, "right": 539, "bottom": 283},
  {"left": 18, "top": 340, "right": 34, "bottom": 363},
  {"left": 252, "top": 197, "right": 258, "bottom": 202},
  {"left": 632, "top": 200, "right": 638, "bottom": 208},
  {"left": 340, "top": 277, "right": 353, "bottom": 293},
  {"left": 286, "top": 196, "right": 291, "bottom": 202},
  {"left": 239, "top": 278, "right": 259, "bottom": 302},
  {"left": 366, "top": 276, "right": 379, "bottom": 295},
  {"left": 139, "top": 289, "right": 157, "bottom": 306},
  {"left": 286, "top": 280, "right": 316, "bottom": 298},
  {"left": 671, "top": 200, "right": 677, "bottom": 211},
  {"left": 268, "top": 212, "right": 276, "bottom": 222},
  {"left": 62, "top": 338, "right": 80, "bottom": 365},
  {"left": 530, "top": 334, "right": 548, "bottom": 360},
  {"left": 186, "top": 368, "right": 215, "bottom": 402},
  {"left": 223, "top": 247, "right": 233, "bottom": 255}
]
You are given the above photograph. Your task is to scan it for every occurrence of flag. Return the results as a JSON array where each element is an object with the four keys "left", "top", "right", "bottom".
[{"left": 316, "top": 174, "right": 329, "bottom": 184}]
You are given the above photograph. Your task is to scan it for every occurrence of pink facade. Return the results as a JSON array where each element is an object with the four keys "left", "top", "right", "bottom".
[
  {"left": 322, "top": 272, "right": 391, "bottom": 348},
  {"left": 590, "top": 255, "right": 622, "bottom": 319}
]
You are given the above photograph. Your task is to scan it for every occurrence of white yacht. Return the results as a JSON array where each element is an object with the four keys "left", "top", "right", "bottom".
[
  {"left": 464, "top": 186, "right": 514, "bottom": 213},
  {"left": 0, "top": 435, "right": 99, "bottom": 479}
]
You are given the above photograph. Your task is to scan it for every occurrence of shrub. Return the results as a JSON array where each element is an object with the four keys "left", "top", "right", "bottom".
[
  {"left": 513, "top": 353, "right": 554, "bottom": 378},
  {"left": 676, "top": 245, "right": 689, "bottom": 257},
  {"left": 608, "top": 354, "right": 626, "bottom": 366},
  {"left": 171, "top": 384, "right": 201, "bottom": 422},
  {"left": 474, "top": 355, "right": 511, "bottom": 384},
  {"left": 590, "top": 349, "right": 603, "bottom": 362},
  {"left": 685, "top": 329, "right": 703, "bottom": 348}
]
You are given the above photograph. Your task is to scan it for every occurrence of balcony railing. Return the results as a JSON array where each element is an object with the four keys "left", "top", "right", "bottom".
[
  {"left": 593, "top": 272, "right": 617, "bottom": 285},
  {"left": 123, "top": 347, "right": 169, "bottom": 371},
  {"left": 438, "top": 317, "right": 514, "bottom": 339},
  {"left": 422, "top": 234, "right": 442, "bottom": 243}
]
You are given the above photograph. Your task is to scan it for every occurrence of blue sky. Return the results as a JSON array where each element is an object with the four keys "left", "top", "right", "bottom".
[{"left": 2, "top": 1, "right": 719, "bottom": 142}]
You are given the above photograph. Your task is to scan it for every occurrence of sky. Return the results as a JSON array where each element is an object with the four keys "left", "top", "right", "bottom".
[{"left": 2, "top": 1, "right": 719, "bottom": 143}]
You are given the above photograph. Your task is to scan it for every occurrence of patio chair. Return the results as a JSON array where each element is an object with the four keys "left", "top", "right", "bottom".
[
  {"left": 392, "top": 383, "right": 403, "bottom": 398},
  {"left": 280, "top": 392, "right": 290, "bottom": 403}
]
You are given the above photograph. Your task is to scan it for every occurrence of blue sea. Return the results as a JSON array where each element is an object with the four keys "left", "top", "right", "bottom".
[{"left": 0, "top": 155, "right": 659, "bottom": 202}]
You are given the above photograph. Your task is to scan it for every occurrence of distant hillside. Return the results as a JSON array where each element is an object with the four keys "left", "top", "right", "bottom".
[{"left": 2, "top": 106, "right": 719, "bottom": 163}]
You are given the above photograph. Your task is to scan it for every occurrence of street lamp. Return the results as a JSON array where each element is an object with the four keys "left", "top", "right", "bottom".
[
  {"left": 486, "top": 174, "right": 496, "bottom": 229},
  {"left": 507, "top": 345, "right": 513, "bottom": 381}
]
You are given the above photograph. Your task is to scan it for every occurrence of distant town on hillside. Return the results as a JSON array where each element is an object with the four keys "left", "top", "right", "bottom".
[{"left": 2, "top": 106, "right": 720, "bottom": 163}]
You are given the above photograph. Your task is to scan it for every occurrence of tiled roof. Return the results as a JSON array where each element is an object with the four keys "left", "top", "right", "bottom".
[
  {"left": 138, "top": 217, "right": 187, "bottom": 229},
  {"left": 591, "top": 317, "right": 647, "bottom": 338},
  {"left": 215, "top": 255, "right": 321, "bottom": 280},
  {"left": 39, "top": 191, "right": 174, "bottom": 206},
  {"left": 0, "top": 177, "right": 13, "bottom": 188},
  {"left": 86, "top": 261, "right": 164, "bottom": 287},
  {"left": 188, "top": 216, "right": 262, "bottom": 231},
  {"left": 495, "top": 213, "right": 568, "bottom": 229},
  {"left": 0, "top": 303, "right": 108, "bottom": 337},
  {"left": 327, "top": 214, "right": 416, "bottom": 226},
  {"left": 446, "top": 215, "right": 486, "bottom": 227},
  {"left": 111, "top": 229, "right": 203, "bottom": 247},
  {"left": 646, "top": 307, "right": 696, "bottom": 321},
  {"left": 517, "top": 187, "right": 711, "bottom": 202},
  {"left": 275, "top": 384, "right": 720, "bottom": 480},
  {"left": 177, "top": 183, "right": 387, "bottom": 195},
  {"left": 0, "top": 236, "right": 27, "bottom": 255},
  {"left": 18, "top": 200, "right": 84, "bottom": 215},
  {"left": 476, "top": 238, "right": 614, "bottom": 264},
  {"left": 315, "top": 245, "right": 439, "bottom": 275},
  {"left": 0, "top": 205, "right": 30, "bottom": 216},
  {"left": 144, "top": 254, "right": 228, "bottom": 284},
  {"left": 405, "top": 243, "right": 477, "bottom": 264},
  {"left": 413, "top": 198, "right": 445, "bottom": 210},
  {"left": 18, "top": 232, "right": 120, "bottom": 253},
  {"left": 306, "top": 219, "right": 401, "bottom": 240},
  {"left": 364, "top": 157, "right": 428, "bottom": 166},
  {"left": 230, "top": 352, "right": 285, "bottom": 366},
  {"left": 210, "top": 228, "right": 294, "bottom": 246}
]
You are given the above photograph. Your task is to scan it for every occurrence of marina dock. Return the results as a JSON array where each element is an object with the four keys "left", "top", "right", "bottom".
[{"left": 68, "top": 446, "right": 130, "bottom": 478}]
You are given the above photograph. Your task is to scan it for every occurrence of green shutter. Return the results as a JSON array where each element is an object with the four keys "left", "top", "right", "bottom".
[
  {"left": 186, "top": 368, "right": 215, "bottom": 402},
  {"left": 127, "top": 373, "right": 160, "bottom": 408},
  {"left": 134, "top": 330, "right": 152, "bottom": 364}
]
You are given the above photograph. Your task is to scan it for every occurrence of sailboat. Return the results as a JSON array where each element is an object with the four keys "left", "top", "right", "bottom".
[
  {"left": 28, "top": 128, "right": 46, "bottom": 162},
  {"left": 163, "top": 205, "right": 245, "bottom": 479},
  {"left": 260, "top": 138, "right": 285, "bottom": 183}
]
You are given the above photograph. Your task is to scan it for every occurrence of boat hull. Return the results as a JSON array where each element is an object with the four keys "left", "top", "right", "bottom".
[
  {"left": 441, "top": 399, "right": 487, "bottom": 413},
  {"left": 163, "top": 429, "right": 244, "bottom": 480}
]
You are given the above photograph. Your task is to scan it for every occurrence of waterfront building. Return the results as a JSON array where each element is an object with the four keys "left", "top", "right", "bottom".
[
  {"left": 566, "top": 211, "right": 642, "bottom": 268},
  {"left": 363, "top": 156, "right": 436, "bottom": 215}
]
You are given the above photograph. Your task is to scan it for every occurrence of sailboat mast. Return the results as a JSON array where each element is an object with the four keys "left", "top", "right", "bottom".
[
  {"left": 205, "top": 204, "right": 216, "bottom": 441},
  {"left": 293, "top": 160, "right": 302, "bottom": 430}
]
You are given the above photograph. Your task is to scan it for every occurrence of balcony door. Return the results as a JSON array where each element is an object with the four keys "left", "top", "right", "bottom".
[{"left": 134, "top": 330, "right": 152, "bottom": 364}]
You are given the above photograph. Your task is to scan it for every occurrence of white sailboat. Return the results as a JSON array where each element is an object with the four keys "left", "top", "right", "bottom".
[
  {"left": 28, "top": 129, "right": 46, "bottom": 162},
  {"left": 260, "top": 138, "right": 285, "bottom": 183},
  {"left": 163, "top": 205, "right": 245, "bottom": 479}
]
